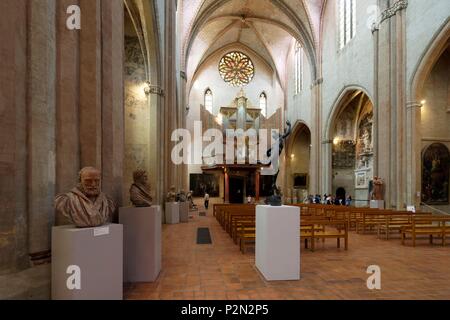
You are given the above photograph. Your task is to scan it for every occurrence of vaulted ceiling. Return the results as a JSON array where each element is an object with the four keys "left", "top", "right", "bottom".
[{"left": 182, "top": 0, "right": 325, "bottom": 90}]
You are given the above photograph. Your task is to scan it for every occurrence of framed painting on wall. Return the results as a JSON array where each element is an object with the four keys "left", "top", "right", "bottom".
[
  {"left": 293, "top": 173, "right": 308, "bottom": 189},
  {"left": 189, "top": 173, "right": 220, "bottom": 197}
]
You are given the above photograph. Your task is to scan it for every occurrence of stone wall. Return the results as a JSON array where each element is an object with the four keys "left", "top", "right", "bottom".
[{"left": 0, "top": 0, "right": 125, "bottom": 296}]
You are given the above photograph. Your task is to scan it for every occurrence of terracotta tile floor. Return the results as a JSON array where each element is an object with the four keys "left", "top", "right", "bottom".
[{"left": 124, "top": 208, "right": 450, "bottom": 300}]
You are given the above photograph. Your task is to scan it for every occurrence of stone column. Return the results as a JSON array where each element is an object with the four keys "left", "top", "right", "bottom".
[
  {"left": 55, "top": 0, "right": 80, "bottom": 197},
  {"left": 394, "top": 7, "right": 407, "bottom": 209},
  {"left": 321, "top": 140, "right": 333, "bottom": 194},
  {"left": 163, "top": 0, "right": 178, "bottom": 193},
  {"left": 376, "top": 0, "right": 393, "bottom": 208},
  {"left": 0, "top": 0, "right": 29, "bottom": 274},
  {"left": 224, "top": 169, "right": 230, "bottom": 203},
  {"left": 79, "top": 0, "right": 102, "bottom": 169},
  {"left": 101, "top": 0, "right": 124, "bottom": 214},
  {"left": 311, "top": 78, "right": 322, "bottom": 194},
  {"left": 376, "top": 0, "right": 408, "bottom": 209},
  {"left": 255, "top": 170, "right": 260, "bottom": 201},
  {"left": 406, "top": 102, "right": 422, "bottom": 207},
  {"left": 27, "top": 0, "right": 57, "bottom": 261}
]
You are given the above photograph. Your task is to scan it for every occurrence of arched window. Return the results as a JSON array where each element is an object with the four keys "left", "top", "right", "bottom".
[
  {"left": 259, "top": 92, "right": 267, "bottom": 117},
  {"left": 204, "top": 89, "right": 213, "bottom": 114},
  {"left": 339, "top": 0, "right": 356, "bottom": 49},
  {"left": 295, "top": 42, "right": 303, "bottom": 94}
]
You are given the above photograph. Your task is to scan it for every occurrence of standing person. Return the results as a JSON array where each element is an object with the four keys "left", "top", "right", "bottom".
[
  {"left": 346, "top": 195, "right": 352, "bottom": 207},
  {"left": 204, "top": 192, "right": 210, "bottom": 210}
]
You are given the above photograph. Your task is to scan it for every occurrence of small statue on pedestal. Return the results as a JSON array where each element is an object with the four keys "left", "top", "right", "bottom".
[
  {"left": 371, "top": 176, "right": 384, "bottom": 201},
  {"left": 265, "top": 185, "right": 283, "bottom": 206},
  {"left": 177, "top": 190, "right": 187, "bottom": 202},
  {"left": 54, "top": 167, "right": 116, "bottom": 228},
  {"left": 130, "top": 169, "right": 153, "bottom": 207}
]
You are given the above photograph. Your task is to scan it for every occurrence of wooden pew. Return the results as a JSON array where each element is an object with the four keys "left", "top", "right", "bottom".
[
  {"left": 401, "top": 215, "right": 450, "bottom": 247},
  {"left": 301, "top": 218, "right": 348, "bottom": 252},
  {"left": 376, "top": 213, "right": 432, "bottom": 240}
]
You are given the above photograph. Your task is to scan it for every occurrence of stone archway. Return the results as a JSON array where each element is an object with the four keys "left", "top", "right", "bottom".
[
  {"left": 123, "top": 1, "right": 163, "bottom": 205},
  {"left": 408, "top": 19, "right": 450, "bottom": 207},
  {"left": 285, "top": 121, "right": 311, "bottom": 203},
  {"left": 325, "top": 89, "right": 374, "bottom": 207}
]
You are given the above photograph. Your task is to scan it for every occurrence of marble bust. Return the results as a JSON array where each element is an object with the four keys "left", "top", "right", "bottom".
[
  {"left": 166, "top": 185, "right": 177, "bottom": 203},
  {"left": 130, "top": 169, "right": 153, "bottom": 207},
  {"left": 54, "top": 167, "right": 116, "bottom": 228}
]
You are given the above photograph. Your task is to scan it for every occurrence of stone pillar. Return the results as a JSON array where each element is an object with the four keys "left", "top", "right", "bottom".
[
  {"left": 394, "top": 7, "right": 407, "bottom": 210},
  {"left": 376, "top": 0, "right": 408, "bottom": 209},
  {"left": 376, "top": 0, "right": 393, "bottom": 208},
  {"left": 79, "top": 0, "right": 102, "bottom": 169},
  {"left": 55, "top": 0, "right": 80, "bottom": 197},
  {"left": 255, "top": 170, "right": 260, "bottom": 201},
  {"left": 406, "top": 102, "right": 422, "bottom": 207},
  {"left": 224, "top": 169, "right": 230, "bottom": 203},
  {"left": 322, "top": 140, "right": 333, "bottom": 194},
  {"left": 27, "top": 0, "right": 57, "bottom": 261},
  {"left": 0, "top": 0, "right": 29, "bottom": 274},
  {"left": 163, "top": 0, "right": 178, "bottom": 193},
  {"left": 101, "top": 0, "right": 124, "bottom": 214},
  {"left": 311, "top": 79, "right": 322, "bottom": 194}
]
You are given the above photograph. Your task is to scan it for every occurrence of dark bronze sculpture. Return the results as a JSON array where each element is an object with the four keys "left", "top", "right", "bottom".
[{"left": 265, "top": 120, "right": 292, "bottom": 206}]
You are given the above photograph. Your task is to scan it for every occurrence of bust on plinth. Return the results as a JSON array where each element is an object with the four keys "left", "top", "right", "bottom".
[{"left": 54, "top": 167, "right": 116, "bottom": 228}]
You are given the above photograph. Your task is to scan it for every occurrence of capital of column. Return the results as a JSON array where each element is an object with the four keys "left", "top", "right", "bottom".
[
  {"left": 380, "top": 0, "right": 408, "bottom": 24},
  {"left": 406, "top": 101, "right": 424, "bottom": 110},
  {"left": 310, "top": 78, "right": 323, "bottom": 88},
  {"left": 145, "top": 82, "right": 164, "bottom": 96}
]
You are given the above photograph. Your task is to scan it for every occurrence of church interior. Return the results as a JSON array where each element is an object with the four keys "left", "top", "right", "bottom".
[{"left": 1, "top": 0, "right": 450, "bottom": 300}]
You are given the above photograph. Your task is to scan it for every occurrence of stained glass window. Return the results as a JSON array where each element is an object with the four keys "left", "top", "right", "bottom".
[
  {"left": 219, "top": 51, "right": 255, "bottom": 87},
  {"left": 204, "top": 89, "right": 213, "bottom": 114},
  {"left": 339, "top": 0, "right": 356, "bottom": 49},
  {"left": 295, "top": 42, "right": 304, "bottom": 94},
  {"left": 259, "top": 92, "right": 267, "bottom": 117}
]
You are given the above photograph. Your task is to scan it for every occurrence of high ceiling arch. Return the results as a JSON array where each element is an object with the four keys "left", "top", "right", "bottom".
[{"left": 183, "top": 0, "right": 319, "bottom": 92}]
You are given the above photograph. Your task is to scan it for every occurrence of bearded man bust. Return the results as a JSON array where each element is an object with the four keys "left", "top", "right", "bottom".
[
  {"left": 54, "top": 167, "right": 116, "bottom": 228},
  {"left": 130, "top": 169, "right": 153, "bottom": 207}
]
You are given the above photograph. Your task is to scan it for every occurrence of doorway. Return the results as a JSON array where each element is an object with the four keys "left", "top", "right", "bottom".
[{"left": 229, "top": 177, "right": 245, "bottom": 204}]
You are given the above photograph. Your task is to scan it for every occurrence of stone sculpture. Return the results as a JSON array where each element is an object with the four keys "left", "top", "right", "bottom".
[
  {"left": 371, "top": 176, "right": 384, "bottom": 201},
  {"left": 54, "top": 167, "right": 116, "bottom": 228},
  {"left": 186, "top": 191, "right": 196, "bottom": 209},
  {"left": 130, "top": 169, "right": 153, "bottom": 207},
  {"left": 177, "top": 190, "right": 187, "bottom": 202},
  {"left": 166, "top": 185, "right": 177, "bottom": 203}
]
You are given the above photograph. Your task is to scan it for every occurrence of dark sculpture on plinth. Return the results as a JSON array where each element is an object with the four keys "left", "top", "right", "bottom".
[
  {"left": 265, "top": 120, "right": 292, "bottom": 206},
  {"left": 130, "top": 169, "right": 153, "bottom": 207}
]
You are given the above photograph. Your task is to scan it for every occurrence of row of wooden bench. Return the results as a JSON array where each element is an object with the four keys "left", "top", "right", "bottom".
[
  {"left": 214, "top": 204, "right": 349, "bottom": 253},
  {"left": 214, "top": 204, "right": 450, "bottom": 248}
]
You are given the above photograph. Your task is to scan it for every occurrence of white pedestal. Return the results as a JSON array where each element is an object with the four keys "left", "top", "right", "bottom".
[
  {"left": 256, "top": 205, "right": 300, "bottom": 281},
  {"left": 370, "top": 200, "right": 385, "bottom": 209},
  {"left": 179, "top": 202, "right": 189, "bottom": 223},
  {"left": 165, "top": 202, "right": 180, "bottom": 224},
  {"left": 51, "top": 224, "right": 123, "bottom": 300},
  {"left": 119, "top": 206, "right": 162, "bottom": 283}
]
